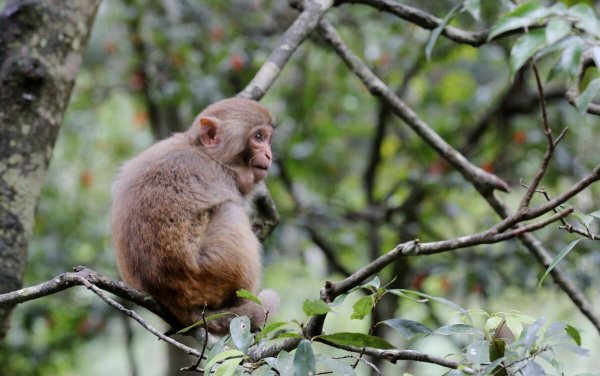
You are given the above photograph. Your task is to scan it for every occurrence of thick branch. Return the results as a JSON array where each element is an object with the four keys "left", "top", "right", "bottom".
[{"left": 0, "top": 266, "right": 178, "bottom": 326}]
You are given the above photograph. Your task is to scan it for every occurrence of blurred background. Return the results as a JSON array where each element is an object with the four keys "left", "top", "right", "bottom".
[{"left": 1, "top": 0, "right": 599, "bottom": 374}]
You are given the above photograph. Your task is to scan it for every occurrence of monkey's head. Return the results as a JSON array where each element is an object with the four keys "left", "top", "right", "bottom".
[{"left": 193, "top": 98, "right": 275, "bottom": 188}]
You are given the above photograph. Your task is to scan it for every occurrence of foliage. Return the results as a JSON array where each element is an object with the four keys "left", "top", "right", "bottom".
[
  {"left": 199, "top": 284, "right": 587, "bottom": 375},
  {"left": 2, "top": 0, "right": 600, "bottom": 374}
]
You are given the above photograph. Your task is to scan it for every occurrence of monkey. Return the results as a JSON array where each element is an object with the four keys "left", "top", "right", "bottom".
[{"left": 111, "top": 98, "right": 279, "bottom": 335}]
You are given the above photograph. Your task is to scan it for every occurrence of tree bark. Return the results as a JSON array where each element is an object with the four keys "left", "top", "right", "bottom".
[{"left": 0, "top": 0, "right": 101, "bottom": 340}]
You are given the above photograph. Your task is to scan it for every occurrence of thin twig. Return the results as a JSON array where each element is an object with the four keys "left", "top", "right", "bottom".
[
  {"left": 315, "top": 337, "right": 475, "bottom": 373},
  {"left": 182, "top": 305, "right": 210, "bottom": 372},
  {"left": 519, "top": 63, "right": 555, "bottom": 209}
]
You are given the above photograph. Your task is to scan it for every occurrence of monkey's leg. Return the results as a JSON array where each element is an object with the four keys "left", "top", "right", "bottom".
[{"left": 186, "top": 202, "right": 264, "bottom": 334}]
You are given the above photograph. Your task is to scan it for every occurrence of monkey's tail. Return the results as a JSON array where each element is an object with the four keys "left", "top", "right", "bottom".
[{"left": 206, "top": 289, "right": 280, "bottom": 335}]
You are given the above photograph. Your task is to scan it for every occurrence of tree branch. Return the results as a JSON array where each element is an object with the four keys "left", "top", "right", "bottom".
[
  {"left": 310, "top": 15, "right": 600, "bottom": 333},
  {"left": 238, "top": 0, "right": 333, "bottom": 100},
  {"left": 316, "top": 18, "right": 509, "bottom": 194},
  {"left": 74, "top": 275, "right": 202, "bottom": 359},
  {"left": 336, "top": 0, "right": 534, "bottom": 46},
  {"left": 322, "top": 208, "right": 574, "bottom": 301},
  {"left": 0, "top": 266, "right": 178, "bottom": 327},
  {"left": 315, "top": 337, "right": 475, "bottom": 373}
]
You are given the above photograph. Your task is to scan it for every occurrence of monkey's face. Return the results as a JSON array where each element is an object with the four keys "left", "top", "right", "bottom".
[{"left": 245, "top": 125, "right": 273, "bottom": 182}]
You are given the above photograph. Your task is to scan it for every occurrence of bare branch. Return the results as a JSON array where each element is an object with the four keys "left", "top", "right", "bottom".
[
  {"left": 519, "top": 165, "right": 600, "bottom": 222},
  {"left": 482, "top": 193, "right": 600, "bottom": 333},
  {"left": 519, "top": 63, "right": 555, "bottom": 209},
  {"left": 238, "top": 0, "right": 333, "bottom": 100},
  {"left": 316, "top": 18, "right": 509, "bottom": 194},
  {"left": 0, "top": 266, "right": 202, "bottom": 358},
  {"left": 322, "top": 207, "right": 573, "bottom": 301},
  {"left": 0, "top": 266, "right": 167, "bottom": 315},
  {"left": 315, "top": 337, "right": 475, "bottom": 373},
  {"left": 336, "top": 0, "right": 535, "bottom": 46}
]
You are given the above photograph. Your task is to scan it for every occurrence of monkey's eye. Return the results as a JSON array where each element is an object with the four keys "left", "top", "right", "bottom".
[{"left": 254, "top": 131, "right": 265, "bottom": 142}]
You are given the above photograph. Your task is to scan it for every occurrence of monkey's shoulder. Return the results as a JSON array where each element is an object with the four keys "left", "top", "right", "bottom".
[{"left": 115, "top": 140, "right": 241, "bottom": 208}]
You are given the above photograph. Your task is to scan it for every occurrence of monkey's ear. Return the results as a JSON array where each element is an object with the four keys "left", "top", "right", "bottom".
[{"left": 198, "top": 116, "right": 221, "bottom": 147}]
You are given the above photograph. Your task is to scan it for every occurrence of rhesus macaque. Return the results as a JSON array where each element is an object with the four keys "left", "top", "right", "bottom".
[{"left": 111, "top": 98, "right": 278, "bottom": 335}]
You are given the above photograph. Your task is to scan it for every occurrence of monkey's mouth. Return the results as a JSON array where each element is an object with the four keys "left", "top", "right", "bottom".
[{"left": 252, "top": 164, "right": 269, "bottom": 180}]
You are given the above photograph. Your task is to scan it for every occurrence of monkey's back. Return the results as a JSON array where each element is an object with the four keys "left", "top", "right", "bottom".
[{"left": 111, "top": 134, "right": 260, "bottom": 320}]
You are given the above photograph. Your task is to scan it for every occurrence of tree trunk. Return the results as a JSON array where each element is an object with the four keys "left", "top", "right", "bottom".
[{"left": 0, "top": 0, "right": 101, "bottom": 340}]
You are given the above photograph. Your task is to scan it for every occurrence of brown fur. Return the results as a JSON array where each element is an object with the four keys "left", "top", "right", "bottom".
[{"left": 111, "top": 98, "right": 277, "bottom": 334}]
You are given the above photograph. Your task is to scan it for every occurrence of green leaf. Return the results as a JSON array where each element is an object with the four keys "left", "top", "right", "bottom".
[
  {"left": 463, "top": 0, "right": 480, "bottom": 21},
  {"left": 276, "top": 350, "right": 294, "bottom": 375},
  {"left": 489, "top": 339, "right": 506, "bottom": 362},
  {"left": 379, "top": 319, "right": 433, "bottom": 340},
  {"left": 236, "top": 289, "right": 262, "bottom": 305},
  {"left": 253, "top": 365, "right": 276, "bottom": 376},
  {"left": 565, "top": 324, "right": 582, "bottom": 346},
  {"left": 538, "top": 238, "right": 585, "bottom": 287},
  {"left": 351, "top": 296, "right": 374, "bottom": 320},
  {"left": 206, "top": 335, "right": 230, "bottom": 365},
  {"left": 548, "top": 37, "right": 584, "bottom": 81},
  {"left": 524, "top": 318, "right": 545, "bottom": 349},
  {"left": 485, "top": 317, "right": 503, "bottom": 333},
  {"left": 176, "top": 312, "right": 233, "bottom": 334},
  {"left": 316, "top": 355, "right": 355, "bottom": 376},
  {"left": 483, "top": 358, "right": 508, "bottom": 376},
  {"left": 521, "top": 361, "right": 544, "bottom": 375},
  {"left": 230, "top": 316, "right": 252, "bottom": 353},
  {"left": 361, "top": 276, "right": 381, "bottom": 290},
  {"left": 510, "top": 29, "right": 546, "bottom": 73},
  {"left": 425, "top": 3, "right": 461, "bottom": 60},
  {"left": 276, "top": 332, "right": 303, "bottom": 339},
  {"left": 576, "top": 78, "right": 600, "bottom": 115},
  {"left": 574, "top": 209, "right": 594, "bottom": 228},
  {"left": 303, "top": 299, "right": 331, "bottom": 316},
  {"left": 589, "top": 210, "right": 600, "bottom": 220},
  {"left": 388, "top": 289, "right": 467, "bottom": 316},
  {"left": 294, "top": 340, "right": 316, "bottom": 376},
  {"left": 568, "top": 3, "right": 600, "bottom": 36},
  {"left": 545, "top": 18, "right": 571, "bottom": 44},
  {"left": 436, "top": 324, "right": 482, "bottom": 336},
  {"left": 331, "top": 293, "right": 349, "bottom": 308},
  {"left": 257, "top": 321, "right": 288, "bottom": 340},
  {"left": 318, "top": 332, "right": 395, "bottom": 350},
  {"left": 489, "top": 1, "right": 546, "bottom": 40},
  {"left": 466, "top": 339, "right": 490, "bottom": 365},
  {"left": 214, "top": 358, "right": 241, "bottom": 376},
  {"left": 204, "top": 349, "right": 245, "bottom": 372}
]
